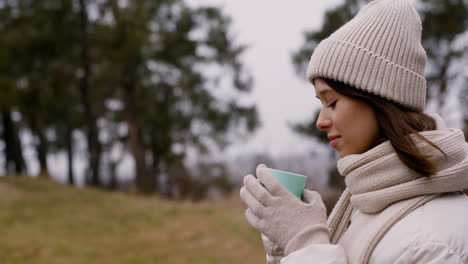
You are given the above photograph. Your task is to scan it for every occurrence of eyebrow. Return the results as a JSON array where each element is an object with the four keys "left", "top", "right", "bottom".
[{"left": 315, "top": 89, "right": 334, "bottom": 99}]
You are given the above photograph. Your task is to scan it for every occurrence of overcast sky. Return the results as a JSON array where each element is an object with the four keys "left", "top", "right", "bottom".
[{"left": 187, "top": 0, "right": 343, "bottom": 158}]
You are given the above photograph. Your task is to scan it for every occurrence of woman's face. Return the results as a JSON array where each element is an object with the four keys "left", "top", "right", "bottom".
[{"left": 314, "top": 78, "right": 380, "bottom": 158}]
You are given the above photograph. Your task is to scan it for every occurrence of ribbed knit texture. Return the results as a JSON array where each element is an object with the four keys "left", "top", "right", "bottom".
[
  {"left": 262, "top": 234, "right": 284, "bottom": 264},
  {"left": 307, "top": 0, "right": 427, "bottom": 111},
  {"left": 327, "top": 114, "right": 468, "bottom": 263}
]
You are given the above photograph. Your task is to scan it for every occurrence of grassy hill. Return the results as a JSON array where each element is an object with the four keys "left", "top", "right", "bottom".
[{"left": 0, "top": 176, "right": 265, "bottom": 264}]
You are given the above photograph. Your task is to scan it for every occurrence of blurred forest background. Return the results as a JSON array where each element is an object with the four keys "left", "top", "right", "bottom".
[
  {"left": 1, "top": 0, "right": 468, "bottom": 263},
  {"left": 1, "top": 0, "right": 468, "bottom": 198}
]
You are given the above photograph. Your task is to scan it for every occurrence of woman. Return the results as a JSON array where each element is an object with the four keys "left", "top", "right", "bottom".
[{"left": 240, "top": 0, "right": 468, "bottom": 263}]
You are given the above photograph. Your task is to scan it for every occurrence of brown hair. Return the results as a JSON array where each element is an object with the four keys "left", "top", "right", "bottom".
[{"left": 322, "top": 78, "right": 444, "bottom": 176}]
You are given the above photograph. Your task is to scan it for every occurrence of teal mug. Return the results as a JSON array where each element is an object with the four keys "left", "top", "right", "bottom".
[{"left": 266, "top": 168, "right": 307, "bottom": 199}]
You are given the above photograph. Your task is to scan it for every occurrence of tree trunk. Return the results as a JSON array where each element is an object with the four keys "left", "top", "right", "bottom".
[
  {"left": 2, "top": 107, "right": 26, "bottom": 174},
  {"left": 437, "top": 55, "right": 450, "bottom": 111},
  {"left": 66, "top": 127, "right": 74, "bottom": 185},
  {"left": 65, "top": 112, "right": 74, "bottom": 185},
  {"left": 110, "top": 0, "right": 155, "bottom": 194},
  {"left": 108, "top": 161, "right": 118, "bottom": 190},
  {"left": 79, "top": 0, "right": 102, "bottom": 187},
  {"left": 33, "top": 114, "right": 49, "bottom": 177},
  {"left": 123, "top": 81, "right": 155, "bottom": 193},
  {"left": 150, "top": 127, "right": 162, "bottom": 192},
  {"left": 23, "top": 85, "right": 49, "bottom": 177}
]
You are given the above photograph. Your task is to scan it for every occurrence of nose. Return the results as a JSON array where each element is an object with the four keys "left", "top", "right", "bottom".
[{"left": 316, "top": 109, "right": 331, "bottom": 131}]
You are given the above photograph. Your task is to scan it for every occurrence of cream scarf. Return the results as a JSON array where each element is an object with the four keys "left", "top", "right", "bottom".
[{"left": 327, "top": 115, "right": 468, "bottom": 263}]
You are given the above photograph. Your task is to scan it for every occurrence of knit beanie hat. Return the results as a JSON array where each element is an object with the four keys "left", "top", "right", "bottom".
[{"left": 307, "top": 0, "right": 427, "bottom": 111}]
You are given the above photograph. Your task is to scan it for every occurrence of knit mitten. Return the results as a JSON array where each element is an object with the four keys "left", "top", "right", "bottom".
[{"left": 240, "top": 165, "right": 330, "bottom": 255}]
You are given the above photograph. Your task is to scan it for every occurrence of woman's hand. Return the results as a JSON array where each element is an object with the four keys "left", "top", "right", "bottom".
[{"left": 240, "top": 164, "right": 330, "bottom": 255}]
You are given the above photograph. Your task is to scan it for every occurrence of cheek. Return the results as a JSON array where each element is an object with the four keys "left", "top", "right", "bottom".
[
  {"left": 352, "top": 113, "right": 379, "bottom": 150},
  {"left": 337, "top": 102, "right": 379, "bottom": 153}
]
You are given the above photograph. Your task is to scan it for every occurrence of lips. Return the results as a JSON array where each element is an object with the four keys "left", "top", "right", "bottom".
[{"left": 328, "top": 135, "right": 340, "bottom": 148}]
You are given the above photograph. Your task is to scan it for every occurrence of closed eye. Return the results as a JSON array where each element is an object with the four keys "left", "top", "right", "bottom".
[{"left": 328, "top": 101, "right": 337, "bottom": 109}]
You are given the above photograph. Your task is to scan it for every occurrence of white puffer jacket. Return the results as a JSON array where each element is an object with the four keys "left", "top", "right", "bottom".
[{"left": 279, "top": 192, "right": 468, "bottom": 263}]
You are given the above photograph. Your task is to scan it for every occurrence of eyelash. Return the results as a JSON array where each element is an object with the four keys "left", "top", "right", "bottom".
[{"left": 328, "top": 101, "right": 337, "bottom": 109}]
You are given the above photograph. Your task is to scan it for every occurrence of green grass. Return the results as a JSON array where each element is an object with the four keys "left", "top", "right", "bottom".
[{"left": 0, "top": 176, "right": 265, "bottom": 264}]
